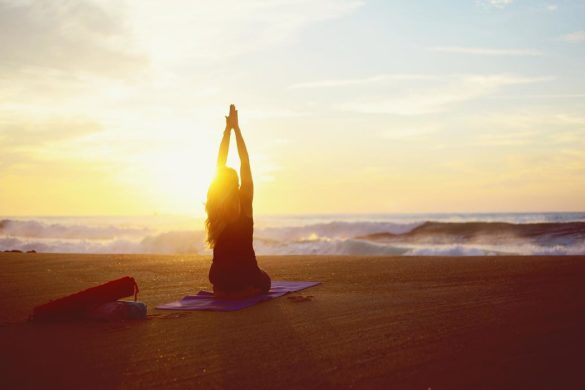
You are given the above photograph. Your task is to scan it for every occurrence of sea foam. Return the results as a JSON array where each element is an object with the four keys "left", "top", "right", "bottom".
[{"left": 1, "top": 213, "right": 585, "bottom": 256}]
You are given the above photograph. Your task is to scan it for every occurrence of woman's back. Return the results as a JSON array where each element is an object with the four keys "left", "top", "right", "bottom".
[{"left": 212, "top": 193, "right": 256, "bottom": 264}]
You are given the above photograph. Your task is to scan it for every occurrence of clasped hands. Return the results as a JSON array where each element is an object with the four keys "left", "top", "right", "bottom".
[{"left": 225, "top": 104, "right": 239, "bottom": 131}]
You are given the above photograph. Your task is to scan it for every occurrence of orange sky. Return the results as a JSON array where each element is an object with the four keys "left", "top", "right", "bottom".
[{"left": 1, "top": 1, "right": 584, "bottom": 216}]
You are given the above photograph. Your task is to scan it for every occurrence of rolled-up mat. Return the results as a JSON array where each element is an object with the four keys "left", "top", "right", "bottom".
[{"left": 31, "top": 276, "right": 139, "bottom": 321}]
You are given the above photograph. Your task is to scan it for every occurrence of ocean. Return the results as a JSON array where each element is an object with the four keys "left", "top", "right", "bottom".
[{"left": 1, "top": 213, "right": 585, "bottom": 256}]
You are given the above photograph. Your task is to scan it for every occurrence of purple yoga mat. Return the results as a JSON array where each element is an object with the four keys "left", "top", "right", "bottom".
[{"left": 155, "top": 280, "right": 320, "bottom": 312}]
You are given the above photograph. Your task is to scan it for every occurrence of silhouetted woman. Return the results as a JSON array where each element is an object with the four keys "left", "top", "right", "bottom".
[{"left": 206, "top": 104, "right": 271, "bottom": 298}]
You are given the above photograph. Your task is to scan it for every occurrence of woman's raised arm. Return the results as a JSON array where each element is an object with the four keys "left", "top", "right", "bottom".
[
  {"left": 230, "top": 105, "right": 253, "bottom": 201},
  {"left": 234, "top": 126, "right": 252, "bottom": 195},
  {"left": 216, "top": 118, "right": 231, "bottom": 168}
]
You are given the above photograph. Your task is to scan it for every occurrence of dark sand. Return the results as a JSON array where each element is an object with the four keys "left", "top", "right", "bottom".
[{"left": 1, "top": 253, "right": 584, "bottom": 389}]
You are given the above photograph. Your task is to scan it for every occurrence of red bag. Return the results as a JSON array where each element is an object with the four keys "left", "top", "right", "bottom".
[{"left": 32, "top": 276, "right": 139, "bottom": 322}]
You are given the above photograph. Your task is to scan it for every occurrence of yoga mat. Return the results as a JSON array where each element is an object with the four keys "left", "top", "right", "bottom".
[{"left": 155, "top": 281, "right": 320, "bottom": 312}]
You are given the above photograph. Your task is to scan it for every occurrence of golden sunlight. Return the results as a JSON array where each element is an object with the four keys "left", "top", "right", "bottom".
[{"left": 133, "top": 134, "right": 217, "bottom": 216}]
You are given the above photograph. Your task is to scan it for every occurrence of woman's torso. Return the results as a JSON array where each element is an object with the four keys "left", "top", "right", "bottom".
[{"left": 212, "top": 193, "right": 256, "bottom": 266}]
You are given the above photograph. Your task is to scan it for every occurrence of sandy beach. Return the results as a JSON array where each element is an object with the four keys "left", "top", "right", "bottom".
[{"left": 1, "top": 253, "right": 584, "bottom": 389}]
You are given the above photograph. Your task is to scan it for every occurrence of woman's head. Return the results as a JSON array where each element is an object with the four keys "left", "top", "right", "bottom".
[{"left": 205, "top": 167, "right": 240, "bottom": 247}]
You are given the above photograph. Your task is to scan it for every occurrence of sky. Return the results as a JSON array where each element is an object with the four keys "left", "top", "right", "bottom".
[{"left": 0, "top": 0, "right": 584, "bottom": 216}]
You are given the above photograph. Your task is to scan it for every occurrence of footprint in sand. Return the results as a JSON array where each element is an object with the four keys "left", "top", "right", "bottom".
[{"left": 287, "top": 295, "right": 314, "bottom": 303}]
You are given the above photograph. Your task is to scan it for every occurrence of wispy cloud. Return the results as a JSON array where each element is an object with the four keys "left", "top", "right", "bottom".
[
  {"left": 127, "top": 0, "right": 364, "bottom": 66},
  {"left": 0, "top": 112, "right": 104, "bottom": 173},
  {"left": 561, "top": 31, "right": 585, "bottom": 43},
  {"left": 486, "top": 93, "right": 585, "bottom": 100},
  {"left": 474, "top": 113, "right": 585, "bottom": 149},
  {"left": 546, "top": 4, "right": 558, "bottom": 11},
  {"left": 0, "top": 113, "right": 102, "bottom": 148},
  {"left": 289, "top": 73, "right": 554, "bottom": 115},
  {"left": 337, "top": 74, "right": 554, "bottom": 115},
  {"left": 0, "top": 0, "right": 146, "bottom": 78},
  {"left": 379, "top": 124, "right": 441, "bottom": 141},
  {"left": 468, "top": 112, "right": 585, "bottom": 149},
  {"left": 430, "top": 46, "right": 543, "bottom": 56},
  {"left": 289, "top": 74, "right": 438, "bottom": 89},
  {"left": 478, "top": 0, "right": 513, "bottom": 9}
]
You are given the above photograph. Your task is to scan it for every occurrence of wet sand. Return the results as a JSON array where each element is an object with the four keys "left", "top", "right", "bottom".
[{"left": 1, "top": 253, "right": 584, "bottom": 389}]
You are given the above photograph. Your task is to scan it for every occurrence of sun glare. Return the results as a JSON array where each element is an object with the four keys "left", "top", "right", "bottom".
[{"left": 131, "top": 134, "right": 217, "bottom": 216}]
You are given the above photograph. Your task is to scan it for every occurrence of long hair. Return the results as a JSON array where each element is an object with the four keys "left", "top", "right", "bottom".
[{"left": 205, "top": 167, "right": 241, "bottom": 248}]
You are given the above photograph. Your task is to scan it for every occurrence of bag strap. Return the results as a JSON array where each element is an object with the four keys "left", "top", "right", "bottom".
[{"left": 132, "top": 278, "right": 139, "bottom": 301}]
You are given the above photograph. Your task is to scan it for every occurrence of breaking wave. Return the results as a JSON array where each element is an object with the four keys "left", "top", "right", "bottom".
[{"left": 1, "top": 213, "right": 585, "bottom": 256}]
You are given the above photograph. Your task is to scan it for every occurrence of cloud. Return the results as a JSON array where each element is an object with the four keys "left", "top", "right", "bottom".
[
  {"left": 554, "top": 114, "right": 585, "bottom": 126},
  {"left": 430, "top": 46, "right": 543, "bottom": 56},
  {"left": 0, "top": 112, "right": 103, "bottom": 173},
  {"left": 0, "top": 0, "right": 150, "bottom": 121},
  {"left": 561, "top": 31, "right": 585, "bottom": 43},
  {"left": 546, "top": 4, "right": 558, "bottom": 11},
  {"left": 0, "top": 0, "right": 146, "bottom": 78},
  {"left": 245, "top": 108, "right": 307, "bottom": 119},
  {"left": 379, "top": 124, "right": 441, "bottom": 141},
  {"left": 289, "top": 73, "right": 555, "bottom": 116},
  {"left": 336, "top": 74, "right": 554, "bottom": 115},
  {"left": 0, "top": 114, "right": 102, "bottom": 148},
  {"left": 479, "top": 0, "right": 513, "bottom": 8},
  {"left": 289, "top": 74, "right": 438, "bottom": 89},
  {"left": 486, "top": 93, "right": 585, "bottom": 100},
  {"left": 462, "top": 112, "right": 585, "bottom": 147},
  {"left": 0, "top": 0, "right": 366, "bottom": 126},
  {"left": 0, "top": 0, "right": 365, "bottom": 105},
  {"left": 126, "top": 0, "right": 364, "bottom": 66}
]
